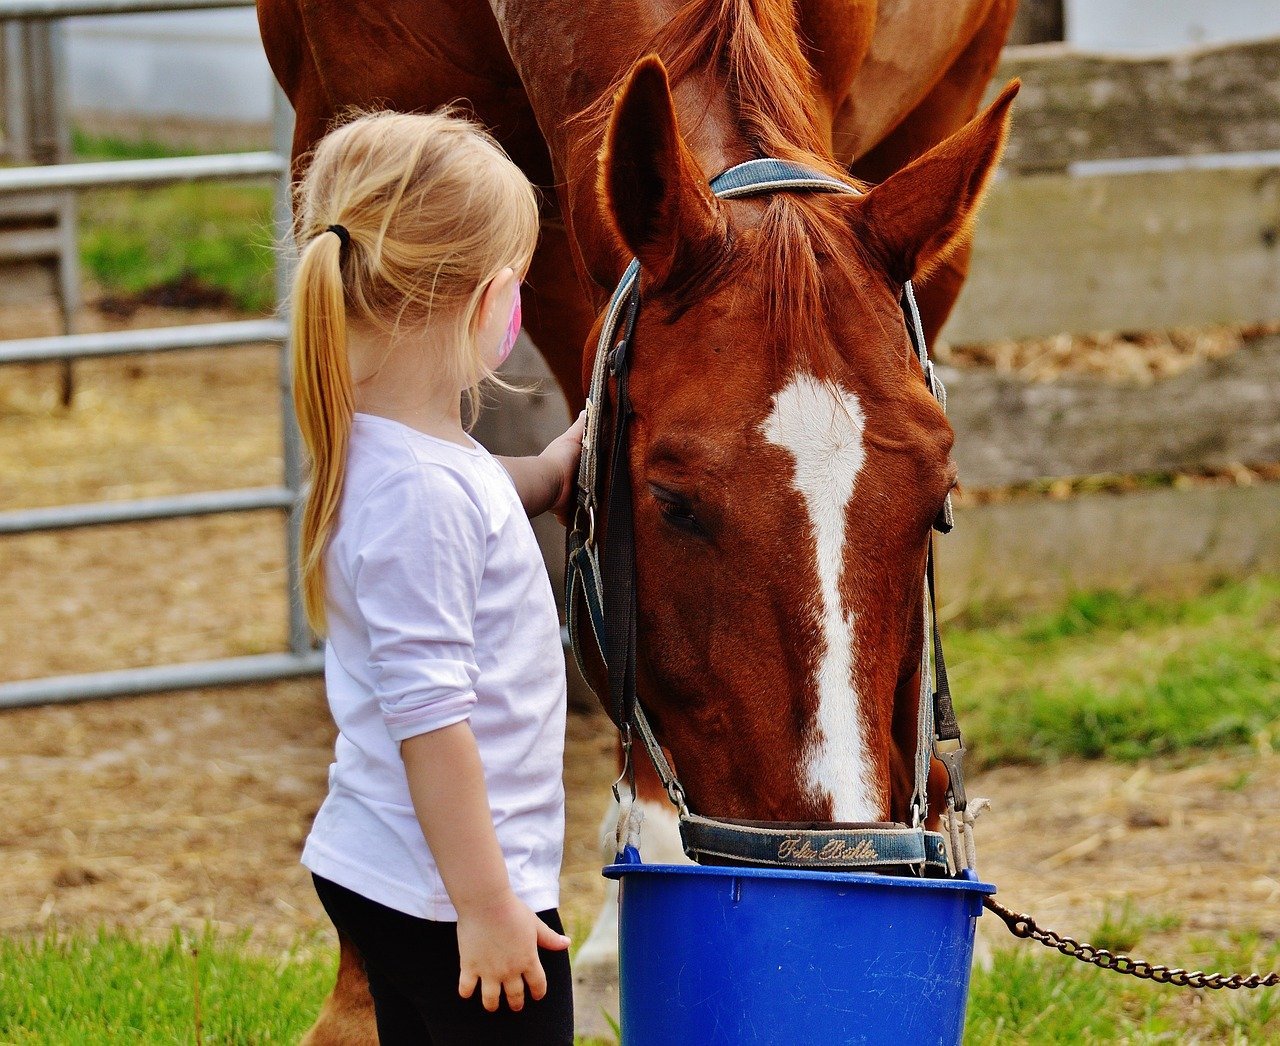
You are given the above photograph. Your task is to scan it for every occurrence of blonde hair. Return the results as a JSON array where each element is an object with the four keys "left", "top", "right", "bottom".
[{"left": 290, "top": 109, "right": 539, "bottom": 633}]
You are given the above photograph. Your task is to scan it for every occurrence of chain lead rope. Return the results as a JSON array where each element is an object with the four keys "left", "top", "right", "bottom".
[{"left": 983, "top": 897, "right": 1280, "bottom": 990}]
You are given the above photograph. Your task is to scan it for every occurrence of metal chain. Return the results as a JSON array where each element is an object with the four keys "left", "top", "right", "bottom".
[{"left": 983, "top": 897, "right": 1280, "bottom": 990}]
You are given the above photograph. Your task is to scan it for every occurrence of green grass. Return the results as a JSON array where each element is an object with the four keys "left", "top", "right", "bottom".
[
  {"left": 0, "top": 928, "right": 330, "bottom": 1044},
  {"left": 2, "top": 926, "right": 1277, "bottom": 1044},
  {"left": 968, "top": 930, "right": 1280, "bottom": 1044},
  {"left": 0, "top": 927, "right": 617, "bottom": 1045},
  {"left": 948, "top": 577, "right": 1280, "bottom": 767},
  {"left": 73, "top": 131, "right": 277, "bottom": 313}
]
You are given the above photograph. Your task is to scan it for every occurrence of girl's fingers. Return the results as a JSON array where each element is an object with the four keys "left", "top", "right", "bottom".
[
  {"left": 535, "top": 918, "right": 571, "bottom": 951},
  {"left": 503, "top": 975, "right": 526, "bottom": 1012},
  {"left": 458, "top": 969, "right": 478, "bottom": 1000},
  {"left": 525, "top": 960, "right": 549, "bottom": 1002},
  {"left": 481, "top": 976, "right": 502, "bottom": 1013}
]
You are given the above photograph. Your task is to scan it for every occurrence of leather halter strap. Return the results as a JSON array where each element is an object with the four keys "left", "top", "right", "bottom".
[{"left": 566, "top": 158, "right": 966, "bottom": 875}]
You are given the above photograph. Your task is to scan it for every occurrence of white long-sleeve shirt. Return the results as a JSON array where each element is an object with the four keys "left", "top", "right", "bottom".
[{"left": 301, "top": 413, "right": 567, "bottom": 920}]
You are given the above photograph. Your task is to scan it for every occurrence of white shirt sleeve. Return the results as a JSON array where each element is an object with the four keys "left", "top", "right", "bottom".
[{"left": 351, "top": 463, "right": 487, "bottom": 743}]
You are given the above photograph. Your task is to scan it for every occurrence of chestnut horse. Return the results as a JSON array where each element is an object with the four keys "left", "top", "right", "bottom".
[{"left": 257, "top": 0, "right": 1017, "bottom": 1039}]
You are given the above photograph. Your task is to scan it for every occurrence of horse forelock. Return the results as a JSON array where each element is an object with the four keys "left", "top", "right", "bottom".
[
  {"left": 582, "top": 0, "right": 892, "bottom": 358},
  {"left": 748, "top": 193, "right": 881, "bottom": 362},
  {"left": 575, "top": 0, "right": 841, "bottom": 168}
]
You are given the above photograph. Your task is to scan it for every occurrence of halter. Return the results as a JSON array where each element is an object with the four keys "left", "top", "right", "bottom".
[{"left": 566, "top": 158, "right": 968, "bottom": 876}]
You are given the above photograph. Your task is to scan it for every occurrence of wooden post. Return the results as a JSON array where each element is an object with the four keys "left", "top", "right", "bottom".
[
  {"left": 1008, "top": 0, "right": 1064, "bottom": 45},
  {"left": 0, "top": 17, "right": 79, "bottom": 406}
]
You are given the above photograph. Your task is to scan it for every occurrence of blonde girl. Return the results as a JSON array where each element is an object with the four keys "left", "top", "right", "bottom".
[{"left": 292, "top": 110, "right": 582, "bottom": 1045}]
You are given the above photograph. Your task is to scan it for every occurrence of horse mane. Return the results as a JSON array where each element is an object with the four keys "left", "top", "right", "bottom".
[
  {"left": 654, "top": 0, "right": 831, "bottom": 166},
  {"left": 583, "top": 0, "right": 875, "bottom": 356}
]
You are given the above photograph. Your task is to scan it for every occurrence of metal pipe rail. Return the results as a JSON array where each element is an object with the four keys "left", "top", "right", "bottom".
[
  {"left": 0, "top": 652, "right": 326, "bottom": 710},
  {"left": 0, "top": 0, "right": 253, "bottom": 18},
  {"left": 0, "top": 152, "right": 285, "bottom": 193},
  {"left": 0, "top": 486, "right": 296, "bottom": 535},
  {"left": 0, "top": 225, "right": 62, "bottom": 260},
  {"left": 0, "top": 0, "right": 315, "bottom": 707},
  {"left": 0, "top": 318, "right": 287, "bottom": 363}
]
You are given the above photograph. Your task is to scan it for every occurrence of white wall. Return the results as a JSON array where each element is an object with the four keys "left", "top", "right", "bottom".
[
  {"left": 65, "top": 9, "right": 273, "bottom": 123},
  {"left": 60, "top": 3, "right": 1280, "bottom": 124},
  {"left": 1067, "top": 0, "right": 1280, "bottom": 52}
]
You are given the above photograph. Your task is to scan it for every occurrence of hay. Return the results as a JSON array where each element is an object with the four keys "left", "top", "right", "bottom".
[
  {"left": 973, "top": 750, "right": 1280, "bottom": 957},
  {"left": 936, "top": 322, "right": 1280, "bottom": 383}
]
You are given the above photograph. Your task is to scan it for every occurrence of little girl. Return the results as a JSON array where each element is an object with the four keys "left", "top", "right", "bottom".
[{"left": 290, "top": 110, "right": 582, "bottom": 1044}]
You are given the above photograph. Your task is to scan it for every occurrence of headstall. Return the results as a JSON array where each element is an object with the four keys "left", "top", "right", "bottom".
[{"left": 566, "top": 158, "right": 969, "bottom": 876}]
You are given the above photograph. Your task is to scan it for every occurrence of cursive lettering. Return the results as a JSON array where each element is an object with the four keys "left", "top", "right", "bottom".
[{"left": 777, "top": 835, "right": 879, "bottom": 862}]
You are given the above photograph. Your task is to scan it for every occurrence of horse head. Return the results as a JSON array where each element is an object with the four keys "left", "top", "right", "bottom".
[{"left": 586, "top": 56, "right": 1017, "bottom": 826}]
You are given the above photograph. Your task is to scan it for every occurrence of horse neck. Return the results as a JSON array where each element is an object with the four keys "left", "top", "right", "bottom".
[{"left": 493, "top": 0, "right": 829, "bottom": 290}]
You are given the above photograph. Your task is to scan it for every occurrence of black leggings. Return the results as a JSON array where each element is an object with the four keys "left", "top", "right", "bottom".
[{"left": 312, "top": 875, "right": 574, "bottom": 1045}]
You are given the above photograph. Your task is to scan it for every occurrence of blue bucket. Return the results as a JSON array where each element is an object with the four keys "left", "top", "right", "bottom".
[{"left": 603, "top": 857, "right": 995, "bottom": 1046}]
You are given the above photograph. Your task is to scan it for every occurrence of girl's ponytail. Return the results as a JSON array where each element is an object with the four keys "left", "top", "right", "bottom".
[
  {"left": 291, "top": 229, "right": 352, "bottom": 634},
  {"left": 289, "top": 109, "right": 539, "bottom": 636}
]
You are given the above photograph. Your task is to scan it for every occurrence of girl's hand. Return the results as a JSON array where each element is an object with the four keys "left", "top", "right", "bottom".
[
  {"left": 539, "top": 410, "right": 587, "bottom": 525},
  {"left": 456, "top": 891, "right": 571, "bottom": 1012}
]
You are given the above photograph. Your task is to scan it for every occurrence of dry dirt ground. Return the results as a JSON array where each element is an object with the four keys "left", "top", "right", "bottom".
[
  {"left": 1, "top": 299, "right": 1276, "bottom": 966},
  {"left": 2, "top": 680, "right": 1275, "bottom": 962}
]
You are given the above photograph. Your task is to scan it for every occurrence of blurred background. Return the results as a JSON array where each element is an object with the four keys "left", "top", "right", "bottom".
[{"left": 1, "top": 2, "right": 1277, "bottom": 1041}]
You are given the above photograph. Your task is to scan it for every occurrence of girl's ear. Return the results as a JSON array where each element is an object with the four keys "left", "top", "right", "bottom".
[
  {"left": 478, "top": 267, "right": 518, "bottom": 330},
  {"left": 855, "top": 80, "right": 1019, "bottom": 285},
  {"left": 475, "top": 267, "right": 518, "bottom": 364}
]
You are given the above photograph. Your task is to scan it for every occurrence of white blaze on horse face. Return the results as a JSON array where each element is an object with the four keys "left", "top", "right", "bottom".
[{"left": 762, "top": 373, "right": 883, "bottom": 821}]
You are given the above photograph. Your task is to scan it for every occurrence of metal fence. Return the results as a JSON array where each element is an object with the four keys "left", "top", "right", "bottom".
[{"left": 0, "top": 0, "right": 321, "bottom": 708}]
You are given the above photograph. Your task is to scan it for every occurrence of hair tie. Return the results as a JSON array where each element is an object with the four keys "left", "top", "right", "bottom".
[{"left": 325, "top": 224, "right": 351, "bottom": 253}]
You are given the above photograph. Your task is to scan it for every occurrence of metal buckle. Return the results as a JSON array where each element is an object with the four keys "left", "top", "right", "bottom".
[
  {"left": 933, "top": 736, "right": 968, "bottom": 813},
  {"left": 666, "top": 778, "right": 690, "bottom": 819},
  {"left": 571, "top": 502, "right": 596, "bottom": 549},
  {"left": 611, "top": 724, "right": 636, "bottom": 804},
  {"left": 607, "top": 341, "right": 627, "bottom": 377}
]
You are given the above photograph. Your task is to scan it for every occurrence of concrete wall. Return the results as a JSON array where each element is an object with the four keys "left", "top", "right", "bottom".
[
  {"left": 1066, "top": 0, "right": 1280, "bottom": 52},
  {"left": 56, "top": 6, "right": 1280, "bottom": 123},
  {"left": 65, "top": 9, "right": 272, "bottom": 124}
]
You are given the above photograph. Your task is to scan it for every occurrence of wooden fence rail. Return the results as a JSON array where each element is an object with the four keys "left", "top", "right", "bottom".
[
  {"left": 994, "top": 38, "right": 1280, "bottom": 173},
  {"left": 946, "top": 334, "right": 1280, "bottom": 488},
  {"left": 942, "top": 36, "right": 1280, "bottom": 346},
  {"left": 944, "top": 162, "right": 1280, "bottom": 343}
]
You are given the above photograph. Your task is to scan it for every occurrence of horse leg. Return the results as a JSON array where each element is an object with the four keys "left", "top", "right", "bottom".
[
  {"left": 574, "top": 755, "right": 691, "bottom": 1041},
  {"left": 847, "top": 0, "right": 1017, "bottom": 341},
  {"left": 300, "top": 932, "right": 376, "bottom": 1046}
]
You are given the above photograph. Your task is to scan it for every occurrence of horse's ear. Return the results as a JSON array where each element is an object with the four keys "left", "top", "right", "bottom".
[
  {"left": 857, "top": 79, "right": 1019, "bottom": 285},
  {"left": 600, "top": 54, "right": 726, "bottom": 288}
]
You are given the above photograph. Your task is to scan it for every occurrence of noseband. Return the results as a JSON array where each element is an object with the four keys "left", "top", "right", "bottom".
[{"left": 566, "top": 158, "right": 969, "bottom": 876}]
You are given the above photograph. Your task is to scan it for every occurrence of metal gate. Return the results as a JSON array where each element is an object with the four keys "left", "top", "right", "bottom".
[{"left": 0, "top": 0, "right": 321, "bottom": 708}]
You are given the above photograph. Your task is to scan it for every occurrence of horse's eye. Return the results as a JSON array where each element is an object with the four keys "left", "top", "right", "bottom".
[{"left": 649, "top": 484, "right": 704, "bottom": 536}]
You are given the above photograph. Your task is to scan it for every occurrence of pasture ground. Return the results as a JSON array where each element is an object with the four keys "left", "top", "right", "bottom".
[
  {"left": 3, "top": 312, "right": 1277, "bottom": 951},
  {"left": 2, "top": 309, "right": 1279, "bottom": 1040}
]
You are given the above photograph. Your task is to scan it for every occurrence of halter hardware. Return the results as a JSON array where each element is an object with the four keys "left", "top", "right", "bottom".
[{"left": 566, "top": 158, "right": 968, "bottom": 876}]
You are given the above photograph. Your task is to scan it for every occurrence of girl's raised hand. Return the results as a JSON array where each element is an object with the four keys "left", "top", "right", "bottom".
[
  {"left": 456, "top": 890, "right": 571, "bottom": 1012},
  {"left": 539, "top": 410, "right": 587, "bottom": 525}
]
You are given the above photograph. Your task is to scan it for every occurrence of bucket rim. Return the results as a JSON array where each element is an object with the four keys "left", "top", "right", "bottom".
[{"left": 603, "top": 861, "right": 996, "bottom": 894}]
